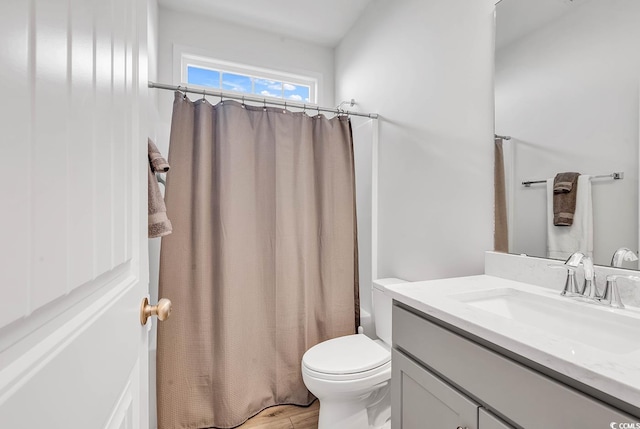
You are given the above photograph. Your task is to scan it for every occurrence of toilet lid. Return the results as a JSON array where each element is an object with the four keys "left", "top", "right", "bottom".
[{"left": 302, "top": 334, "right": 390, "bottom": 375}]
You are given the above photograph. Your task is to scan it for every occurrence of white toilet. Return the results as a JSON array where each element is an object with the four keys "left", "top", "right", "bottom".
[{"left": 301, "top": 278, "right": 406, "bottom": 429}]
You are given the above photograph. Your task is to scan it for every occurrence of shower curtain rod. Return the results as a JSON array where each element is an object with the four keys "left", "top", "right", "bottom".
[{"left": 148, "top": 82, "right": 379, "bottom": 119}]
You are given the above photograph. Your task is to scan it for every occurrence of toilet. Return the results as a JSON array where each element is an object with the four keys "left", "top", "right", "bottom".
[{"left": 301, "top": 278, "right": 406, "bottom": 429}]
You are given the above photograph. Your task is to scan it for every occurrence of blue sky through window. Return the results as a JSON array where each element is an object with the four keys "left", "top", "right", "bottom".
[
  {"left": 187, "top": 66, "right": 220, "bottom": 88},
  {"left": 186, "top": 65, "right": 314, "bottom": 103},
  {"left": 254, "top": 78, "right": 282, "bottom": 98},
  {"left": 222, "top": 72, "right": 252, "bottom": 93},
  {"left": 283, "top": 83, "right": 310, "bottom": 102}
]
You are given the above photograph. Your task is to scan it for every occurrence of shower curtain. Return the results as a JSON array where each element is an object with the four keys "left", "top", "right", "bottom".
[
  {"left": 494, "top": 138, "right": 509, "bottom": 253},
  {"left": 157, "top": 92, "right": 359, "bottom": 429}
]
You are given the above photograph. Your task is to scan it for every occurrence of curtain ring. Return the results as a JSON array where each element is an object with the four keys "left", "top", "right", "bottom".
[
  {"left": 263, "top": 99, "right": 267, "bottom": 111},
  {"left": 201, "top": 89, "right": 206, "bottom": 103},
  {"left": 241, "top": 96, "right": 246, "bottom": 108},
  {"left": 177, "top": 85, "right": 187, "bottom": 99},
  {"left": 283, "top": 101, "right": 287, "bottom": 113},
  {"left": 219, "top": 92, "right": 224, "bottom": 104}
]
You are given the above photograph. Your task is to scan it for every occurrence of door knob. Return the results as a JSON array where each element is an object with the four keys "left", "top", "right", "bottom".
[{"left": 140, "top": 297, "right": 172, "bottom": 325}]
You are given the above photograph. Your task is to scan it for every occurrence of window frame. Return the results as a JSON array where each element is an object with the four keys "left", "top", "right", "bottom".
[{"left": 179, "top": 53, "right": 318, "bottom": 105}]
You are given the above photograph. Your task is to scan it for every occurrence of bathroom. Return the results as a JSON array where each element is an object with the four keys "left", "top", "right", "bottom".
[{"left": 0, "top": 0, "right": 638, "bottom": 428}]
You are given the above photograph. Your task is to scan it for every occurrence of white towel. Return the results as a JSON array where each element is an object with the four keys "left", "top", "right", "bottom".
[{"left": 546, "top": 175, "right": 593, "bottom": 260}]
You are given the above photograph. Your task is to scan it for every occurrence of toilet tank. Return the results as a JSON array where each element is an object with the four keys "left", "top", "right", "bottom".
[{"left": 372, "top": 278, "right": 407, "bottom": 346}]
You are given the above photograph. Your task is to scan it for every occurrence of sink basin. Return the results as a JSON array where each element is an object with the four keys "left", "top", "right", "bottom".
[{"left": 450, "top": 288, "right": 640, "bottom": 354}]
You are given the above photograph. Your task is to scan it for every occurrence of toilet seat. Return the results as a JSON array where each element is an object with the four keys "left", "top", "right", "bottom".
[
  {"left": 302, "top": 360, "right": 391, "bottom": 382},
  {"left": 302, "top": 334, "right": 391, "bottom": 381}
]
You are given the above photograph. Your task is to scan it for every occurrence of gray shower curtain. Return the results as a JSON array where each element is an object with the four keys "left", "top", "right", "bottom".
[{"left": 157, "top": 92, "right": 359, "bottom": 429}]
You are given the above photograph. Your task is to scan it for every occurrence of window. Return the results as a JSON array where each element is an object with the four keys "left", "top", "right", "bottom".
[{"left": 181, "top": 54, "right": 317, "bottom": 104}]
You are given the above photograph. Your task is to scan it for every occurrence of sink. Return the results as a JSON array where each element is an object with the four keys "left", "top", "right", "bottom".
[{"left": 450, "top": 288, "right": 640, "bottom": 354}]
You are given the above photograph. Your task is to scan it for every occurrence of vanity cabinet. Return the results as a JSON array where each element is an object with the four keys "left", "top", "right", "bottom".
[
  {"left": 392, "top": 349, "right": 481, "bottom": 429},
  {"left": 391, "top": 304, "right": 636, "bottom": 429},
  {"left": 392, "top": 349, "right": 513, "bottom": 429},
  {"left": 479, "top": 409, "right": 513, "bottom": 429}
]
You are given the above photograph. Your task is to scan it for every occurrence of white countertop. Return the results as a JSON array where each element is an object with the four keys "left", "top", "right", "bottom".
[{"left": 384, "top": 274, "right": 640, "bottom": 410}]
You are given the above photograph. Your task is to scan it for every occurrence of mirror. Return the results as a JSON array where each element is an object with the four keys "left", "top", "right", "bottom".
[{"left": 494, "top": 0, "right": 640, "bottom": 268}]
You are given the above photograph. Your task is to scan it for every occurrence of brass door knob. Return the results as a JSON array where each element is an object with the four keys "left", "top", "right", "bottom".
[{"left": 140, "top": 297, "right": 172, "bottom": 325}]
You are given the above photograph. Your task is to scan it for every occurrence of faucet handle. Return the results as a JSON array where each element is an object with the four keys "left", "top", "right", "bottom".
[
  {"left": 581, "top": 272, "right": 601, "bottom": 300},
  {"left": 602, "top": 275, "right": 640, "bottom": 309},
  {"left": 548, "top": 264, "right": 579, "bottom": 296}
]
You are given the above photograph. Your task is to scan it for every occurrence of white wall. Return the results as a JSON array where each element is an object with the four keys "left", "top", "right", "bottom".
[
  {"left": 336, "top": 0, "right": 496, "bottom": 289},
  {"left": 496, "top": 0, "right": 640, "bottom": 266}
]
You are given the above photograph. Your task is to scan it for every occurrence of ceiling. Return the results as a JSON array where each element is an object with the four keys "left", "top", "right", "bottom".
[
  {"left": 158, "top": 0, "right": 373, "bottom": 47},
  {"left": 495, "top": 0, "right": 593, "bottom": 50}
]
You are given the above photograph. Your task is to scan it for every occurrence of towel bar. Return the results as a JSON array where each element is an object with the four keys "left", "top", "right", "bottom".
[{"left": 522, "top": 172, "right": 623, "bottom": 187}]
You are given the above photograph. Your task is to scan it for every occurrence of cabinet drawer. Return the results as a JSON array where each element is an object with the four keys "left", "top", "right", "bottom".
[{"left": 393, "top": 304, "right": 635, "bottom": 429}]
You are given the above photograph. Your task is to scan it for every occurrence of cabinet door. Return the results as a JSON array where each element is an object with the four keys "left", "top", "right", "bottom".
[
  {"left": 479, "top": 409, "right": 514, "bottom": 429},
  {"left": 392, "top": 349, "right": 478, "bottom": 429}
]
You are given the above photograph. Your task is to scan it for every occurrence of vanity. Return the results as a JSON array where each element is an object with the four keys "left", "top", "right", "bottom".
[{"left": 385, "top": 258, "right": 640, "bottom": 429}]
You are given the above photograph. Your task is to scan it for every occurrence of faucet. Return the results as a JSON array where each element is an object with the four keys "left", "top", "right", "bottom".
[
  {"left": 602, "top": 275, "right": 640, "bottom": 309},
  {"left": 610, "top": 247, "right": 638, "bottom": 268},
  {"left": 562, "top": 252, "right": 599, "bottom": 298}
]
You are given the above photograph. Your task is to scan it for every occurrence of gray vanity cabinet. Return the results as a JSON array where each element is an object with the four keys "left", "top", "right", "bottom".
[
  {"left": 392, "top": 349, "right": 480, "bottom": 429},
  {"left": 391, "top": 303, "right": 637, "bottom": 429},
  {"left": 392, "top": 348, "right": 514, "bottom": 429},
  {"left": 479, "top": 410, "right": 513, "bottom": 429}
]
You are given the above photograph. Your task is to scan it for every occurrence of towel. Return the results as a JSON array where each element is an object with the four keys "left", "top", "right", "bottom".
[
  {"left": 553, "top": 172, "right": 580, "bottom": 226},
  {"left": 149, "top": 139, "right": 170, "bottom": 173},
  {"left": 148, "top": 139, "right": 172, "bottom": 238},
  {"left": 547, "top": 175, "right": 593, "bottom": 260}
]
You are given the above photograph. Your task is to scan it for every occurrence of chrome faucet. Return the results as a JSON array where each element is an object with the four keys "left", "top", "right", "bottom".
[
  {"left": 610, "top": 247, "right": 638, "bottom": 268},
  {"left": 602, "top": 275, "right": 640, "bottom": 309},
  {"left": 561, "top": 252, "right": 599, "bottom": 298}
]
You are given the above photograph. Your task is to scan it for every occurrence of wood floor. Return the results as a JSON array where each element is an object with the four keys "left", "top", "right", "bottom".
[{"left": 237, "top": 401, "right": 319, "bottom": 429}]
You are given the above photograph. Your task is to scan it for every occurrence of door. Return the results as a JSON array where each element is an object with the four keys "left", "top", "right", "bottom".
[
  {"left": 392, "top": 350, "right": 479, "bottom": 429},
  {"left": 0, "top": 0, "right": 150, "bottom": 428}
]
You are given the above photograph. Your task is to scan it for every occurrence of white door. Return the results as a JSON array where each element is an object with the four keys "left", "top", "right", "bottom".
[{"left": 0, "top": 0, "right": 151, "bottom": 428}]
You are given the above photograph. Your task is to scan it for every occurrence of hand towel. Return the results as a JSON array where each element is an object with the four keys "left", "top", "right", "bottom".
[
  {"left": 149, "top": 138, "right": 170, "bottom": 173},
  {"left": 148, "top": 139, "right": 172, "bottom": 238},
  {"left": 547, "top": 175, "right": 593, "bottom": 260},
  {"left": 553, "top": 172, "right": 580, "bottom": 226}
]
